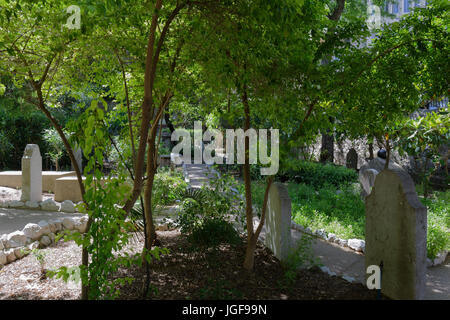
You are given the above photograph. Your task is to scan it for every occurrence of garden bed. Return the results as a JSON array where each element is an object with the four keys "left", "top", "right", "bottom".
[{"left": 0, "top": 230, "right": 385, "bottom": 300}]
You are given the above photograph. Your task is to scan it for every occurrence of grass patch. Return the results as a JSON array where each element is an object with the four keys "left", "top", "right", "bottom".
[{"left": 251, "top": 180, "right": 449, "bottom": 259}]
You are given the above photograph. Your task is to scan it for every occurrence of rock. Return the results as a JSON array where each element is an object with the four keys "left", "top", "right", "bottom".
[
  {"left": 40, "top": 199, "right": 60, "bottom": 211},
  {"left": 38, "top": 220, "right": 51, "bottom": 235},
  {"left": 8, "top": 200, "right": 24, "bottom": 208},
  {"left": 6, "top": 231, "right": 27, "bottom": 248},
  {"left": 48, "top": 222, "right": 57, "bottom": 233},
  {"left": 25, "top": 201, "right": 39, "bottom": 209},
  {"left": 0, "top": 234, "right": 7, "bottom": 248},
  {"left": 60, "top": 200, "right": 76, "bottom": 213},
  {"left": 291, "top": 221, "right": 304, "bottom": 232},
  {"left": 0, "top": 238, "right": 3, "bottom": 250},
  {"left": 49, "top": 219, "right": 63, "bottom": 232},
  {"left": 14, "top": 247, "right": 25, "bottom": 259},
  {"left": 348, "top": 239, "right": 365, "bottom": 252},
  {"left": 22, "top": 223, "right": 43, "bottom": 241},
  {"left": 342, "top": 275, "right": 356, "bottom": 283},
  {"left": 73, "top": 216, "right": 88, "bottom": 233},
  {"left": 40, "top": 235, "right": 51, "bottom": 247},
  {"left": 327, "top": 233, "right": 336, "bottom": 242},
  {"left": 0, "top": 251, "right": 7, "bottom": 265},
  {"left": 316, "top": 229, "right": 327, "bottom": 239},
  {"left": 27, "top": 241, "right": 40, "bottom": 250},
  {"left": 6, "top": 249, "right": 16, "bottom": 263},
  {"left": 48, "top": 232, "right": 56, "bottom": 243},
  {"left": 62, "top": 217, "right": 75, "bottom": 230},
  {"left": 157, "top": 224, "right": 169, "bottom": 231},
  {"left": 433, "top": 252, "right": 447, "bottom": 266},
  {"left": 337, "top": 238, "right": 348, "bottom": 247},
  {"left": 304, "top": 227, "right": 312, "bottom": 234},
  {"left": 426, "top": 258, "right": 433, "bottom": 268},
  {"left": 19, "top": 274, "right": 34, "bottom": 282},
  {"left": 320, "top": 266, "right": 331, "bottom": 274}
]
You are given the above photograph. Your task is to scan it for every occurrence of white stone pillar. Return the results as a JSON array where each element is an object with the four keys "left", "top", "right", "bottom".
[{"left": 20, "top": 144, "right": 42, "bottom": 202}]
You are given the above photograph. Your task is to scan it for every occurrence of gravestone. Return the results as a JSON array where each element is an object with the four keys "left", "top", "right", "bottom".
[
  {"left": 20, "top": 144, "right": 42, "bottom": 202},
  {"left": 265, "top": 182, "right": 292, "bottom": 262},
  {"left": 71, "top": 148, "right": 83, "bottom": 172},
  {"left": 365, "top": 169, "right": 427, "bottom": 300},
  {"left": 346, "top": 148, "right": 358, "bottom": 170},
  {"left": 359, "top": 157, "right": 404, "bottom": 198}
]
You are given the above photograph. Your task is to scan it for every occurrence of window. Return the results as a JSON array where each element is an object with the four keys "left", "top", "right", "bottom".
[
  {"left": 404, "top": 0, "right": 410, "bottom": 12},
  {"left": 392, "top": 2, "right": 399, "bottom": 13}
]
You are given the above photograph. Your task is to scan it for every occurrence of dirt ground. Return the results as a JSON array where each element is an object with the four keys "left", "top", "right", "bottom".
[{"left": 0, "top": 229, "right": 385, "bottom": 300}]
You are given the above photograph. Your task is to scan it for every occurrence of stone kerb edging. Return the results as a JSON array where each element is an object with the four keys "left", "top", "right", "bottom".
[
  {"left": 290, "top": 220, "right": 448, "bottom": 268},
  {"left": 0, "top": 215, "right": 88, "bottom": 267},
  {"left": 0, "top": 198, "right": 81, "bottom": 213}
]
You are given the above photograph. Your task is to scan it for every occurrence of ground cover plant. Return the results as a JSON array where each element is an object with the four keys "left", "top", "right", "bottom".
[{"left": 252, "top": 173, "right": 450, "bottom": 259}]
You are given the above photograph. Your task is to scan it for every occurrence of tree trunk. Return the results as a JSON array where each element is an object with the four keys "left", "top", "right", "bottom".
[
  {"left": 241, "top": 86, "right": 254, "bottom": 270},
  {"left": 368, "top": 143, "right": 374, "bottom": 160},
  {"left": 143, "top": 145, "right": 157, "bottom": 250}
]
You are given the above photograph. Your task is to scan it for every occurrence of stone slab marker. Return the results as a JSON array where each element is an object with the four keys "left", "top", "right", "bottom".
[
  {"left": 71, "top": 148, "right": 83, "bottom": 172},
  {"left": 346, "top": 148, "right": 358, "bottom": 170},
  {"left": 365, "top": 169, "right": 427, "bottom": 300},
  {"left": 265, "top": 182, "right": 292, "bottom": 262},
  {"left": 20, "top": 144, "right": 42, "bottom": 202}
]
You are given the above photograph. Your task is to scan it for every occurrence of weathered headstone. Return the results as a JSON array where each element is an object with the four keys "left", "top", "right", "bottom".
[
  {"left": 71, "top": 148, "right": 83, "bottom": 172},
  {"left": 20, "top": 144, "right": 42, "bottom": 202},
  {"left": 365, "top": 169, "right": 427, "bottom": 300},
  {"left": 346, "top": 148, "right": 358, "bottom": 170},
  {"left": 359, "top": 157, "right": 404, "bottom": 198},
  {"left": 265, "top": 182, "right": 292, "bottom": 262}
]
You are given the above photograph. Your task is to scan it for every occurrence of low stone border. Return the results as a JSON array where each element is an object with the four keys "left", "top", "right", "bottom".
[
  {"left": 0, "top": 215, "right": 88, "bottom": 267},
  {"left": 0, "top": 199, "right": 81, "bottom": 213},
  {"left": 290, "top": 220, "right": 448, "bottom": 268}
]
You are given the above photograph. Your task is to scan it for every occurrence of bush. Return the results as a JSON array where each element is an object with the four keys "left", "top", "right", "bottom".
[
  {"left": 189, "top": 219, "right": 242, "bottom": 248},
  {"left": 152, "top": 167, "right": 188, "bottom": 207},
  {"left": 177, "top": 187, "right": 234, "bottom": 234},
  {"left": 278, "top": 159, "right": 358, "bottom": 188},
  {"left": 421, "top": 190, "right": 450, "bottom": 259},
  {"left": 177, "top": 170, "right": 244, "bottom": 247}
]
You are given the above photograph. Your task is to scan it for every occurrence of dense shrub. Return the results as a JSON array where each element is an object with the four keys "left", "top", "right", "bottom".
[
  {"left": 152, "top": 167, "right": 188, "bottom": 206},
  {"left": 278, "top": 159, "right": 358, "bottom": 188},
  {"left": 421, "top": 190, "right": 450, "bottom": 259},
  {"left": 189, "top": 219, "right": 241, "bottom": 248},
  {"left": 177, "top": 171, "right": 244, "bottom": 248}
]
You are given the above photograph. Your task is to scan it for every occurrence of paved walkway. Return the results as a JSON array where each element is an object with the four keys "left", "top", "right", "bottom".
[
  {"left": 182, "top": 162, "right": 450, "bottom": 300},
  {"left": 183, "top": 163, "right": 217, "bottom": 188},
  {"left": 259, "top": 225, "right": 449, "bottom": 300}
]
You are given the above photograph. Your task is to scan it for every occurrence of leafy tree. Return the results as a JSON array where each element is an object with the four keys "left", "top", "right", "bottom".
[
  {"left": 394, "top": 111, "right": 449, "bottom": 197},
  {"left": 43, "top": 128, "right": 67, "bottom": 171}
]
